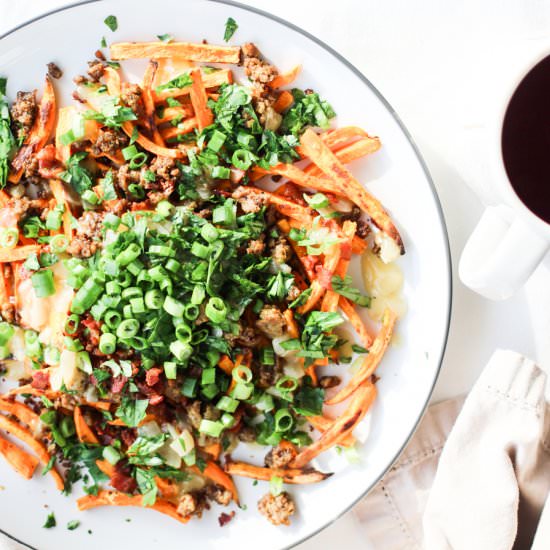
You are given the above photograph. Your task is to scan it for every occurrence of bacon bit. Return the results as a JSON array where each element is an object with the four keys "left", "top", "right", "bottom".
[
  {"left": 110, "top": 375, "right": 127, "bottom": 394},
  {"left": 218, "top": 511, "right": 236, "bottom": 527},
  {"left": 149, "top": 394, "right": 164, "bottom": 406},
  {"left": 316, "top": 267, "right": 333, "bottom": 290},
  {"left": 120, "top": 429, "right": 136, "bottom": 448},
  {"left": 31, "top": 370, "right": 50, "bottom": 390},
  {"left": 81, "top": 317, "right": 101, "bottom": 346},
  {"left": 110, "top": 466, "right": 137, "bottom": 493},
  {"left": 37, "top": 145, "right": 63, "bottom": 178},
  {"left": 145, "top": 367, "right": 162, "bottom": 387}
]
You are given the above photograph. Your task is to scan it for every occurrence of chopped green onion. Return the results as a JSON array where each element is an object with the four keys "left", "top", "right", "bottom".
[
  {"left": 205, "top": 297, "right": 227, "bottom": 324},
  {"left": 144, "top": 289, "right": 163, "bottom": 310},
  {"left": 129, "top": 152, "right": 147, "bottom": 169},
  {"left": 156, "top": 200, "right": 175, "bottom": 218},
  {"left": 232, "top": 364, "right": 252, "bottom": 383},
  {"left": 200, "top": 223, "right": 219, "bottom": 243},
  {"left": 199, "top": 419, "right": 224, "bottom": 437},
  {"left": 163, "top": 295, "right": 184, "bottom": 317},
  {"left": 0, "top": 227, "right": 19, "bottom": 248},
  {"left": 64, "top": 314, "right": 80, "bottom": 335},
  {"left": 231, "top": 149, "right": 255, "bottom": 170},
  {"left": 99, "top": 332, "right": 116, "bottom": 354},
  {"left": 164, "top": 361, "right": 177, "bottom": 380},
  {"left": 303, "top": 192, "right": 329, "bottom": 209},
  {"left": 122, "top": 144, "right": 138, "bottom": 160},
  {"left": 274, "top": 409, "right": 294, "bottom": 432},
  {"left": 216, "top": 396, "right": 239, "bottom": 413},
  {"left": 170, "top": 340, "right": 192, "bottom": 362},
  {"left": 201, "top": 367, "right": 216, "bottom": 386},
  {"left": 270, "top": 475, "right": 284, "bottom": 496},
  {"left": 191, "top": 285, "right": 205, "bottom": 305},
  {"left": 116, "top": 243, "right": 141, "bottom": 265},
  {"left": 50, "top": 234, "right": 69, "bottom": 253},
  {"left": 181, "top": 377, "right": 198, "bottom": 398},
  {"left": 102, "top": 445, "right": 121, "bottom": 465},
  {"left": 0, "top": 322, "right": 14, "bottom": 345},
  {"left": 31, "top": 270, "right": 55, "bottom": 298},
  {"left": 231, "top": 382, "right": 253, "bottom": 400},
  {"left": 116, "top": 319, "right": 139, "bottom": 339},
  {"left": 207, "top": 130, "right": 226, "bottom": 152},
  {"left": 211, "top": 166, "right": 230, "bottom": 179}
]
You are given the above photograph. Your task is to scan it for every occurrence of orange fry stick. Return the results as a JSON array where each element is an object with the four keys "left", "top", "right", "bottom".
[
  {"left": 77, "top": 490, "right": 190, "bottom": 524},
  {"left": 298, "top": 243, "right": 342, "bottom": 315},
  {"left": 325, "top": 309, "right": 396, "bottom": 405},
  {"left": 269, "top": 65, "right": 302, "bottom": 89},
  {"left": 10, "top": 77, "right": 56, "bottom": 183},
  {"left": 299, "top": 129, "right": 404, "bottom": 254},
  {"left": 304, "top": 137, "right": 381, "bottom": 177},
  {"left": 189, "top": 69, "right": 214, "bottom": 130},
  {"left": 0, "top": 434, "right": 40, "bottom": 479},
  {"left": 292, "top": 382, "right": 377, "bottom": 468},
  {"left": 0, "top": 414, "right": 64, "bottom": 490},
  {"left": 110, "top": 42, "right": 241, "bottom": 64},
  {"left": 0, "top": 399, "right": 41, "bottom": 432},
  {"left": 339, "top": 297, "right": 373, "bottom": 348},
  {"left": 0, "top": 245, "right": 40, "bottom": 263},
  {"left": 154, "top": 69, "right": 233, "bottom": 101},
  {"left": 225, "top": 461, "right": 331, "bottom": 484},
  {"left": 321, "top": 220, "right": 356, "bottom": 312},
  {"left": 74, "top": 406, "right": 99, "bottom": 444},
  {"left": 142, "top": 60, "right": 165, "bottom": 146},
  {"left": 307, "top": 416, "right": 356, "bottom": 447},
  {"left": 160, "top": 118, "right": 198, "bottom": 140},
  {"left": 155, "top": 105, "right": 193, "bottom": 124}
]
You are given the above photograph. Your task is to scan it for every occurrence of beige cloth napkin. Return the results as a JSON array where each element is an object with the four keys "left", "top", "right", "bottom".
[{"left": 354, "top": 349, "right": 550, "bottom": 549}]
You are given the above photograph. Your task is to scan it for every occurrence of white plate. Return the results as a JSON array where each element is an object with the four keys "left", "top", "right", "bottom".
[{"left": 0, "top": 1, "right": 451, "bottom": 548}]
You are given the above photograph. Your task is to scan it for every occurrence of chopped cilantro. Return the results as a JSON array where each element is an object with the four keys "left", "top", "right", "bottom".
[
  {"left": 223, "top": 17, "right": 238, "bottom": 42},
  {"left": 67, "top": 520, "right": 80, "bottom": 530},
  {"left": 104, "top": 15, "right": 118, "bottom": 32},
  {"left": 115, "top": 396, "right": 149, "bottom": 427},
  {"left": 156, "top": 33, "right": 173, "bottom": 43},
  {"left": 331, "top": 275, "right": 371, "bottom": 307},
  {"left": 43, "top": 512, "right": 56, "bottom": 529}
]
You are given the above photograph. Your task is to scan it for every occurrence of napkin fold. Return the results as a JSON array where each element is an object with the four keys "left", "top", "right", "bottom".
[{"left": 354, "top": 349, "right": 550, "bottom": 550}]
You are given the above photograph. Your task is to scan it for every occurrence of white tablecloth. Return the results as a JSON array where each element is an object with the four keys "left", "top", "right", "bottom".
[{"left": 1, "top": 1, "right": 549, "bottom": 549}]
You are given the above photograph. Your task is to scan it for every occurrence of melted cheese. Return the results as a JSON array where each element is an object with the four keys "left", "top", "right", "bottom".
[
  {"left": 361, "top": 249, "right": 407, "bottom": 321},
  {"left": 18, "top": 262, "right": 74, "bottom": 348}
]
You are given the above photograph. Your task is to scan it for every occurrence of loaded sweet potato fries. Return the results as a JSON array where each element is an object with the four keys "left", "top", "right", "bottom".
[{"left": 0, "top": 17, "right": 402, "bottom": 527}]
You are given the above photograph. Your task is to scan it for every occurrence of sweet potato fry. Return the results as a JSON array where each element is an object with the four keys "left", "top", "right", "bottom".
[
  {"left": 0, "top": 399, "right": 40, "bottom": 432},
  {"left": 283, "top": 309, "right": 299, "bottom": 338},
  {"left": 110, "top": 41, "right": 241, "bottom": 64},
  {"left": 189, "top": 69, "right": 214, "bottom": 130},
  {"left": 155, "top": 105, "right": 193, "bottom": 125},
  {"left": 191, "top": 460, "right": 239, "bottom": 504},
  {"left": 155, "top": 69, "right": 233, "bottom": 101},
  {"left": 160, "top": 118, "right": 198, "bottom": 140},
  {"left": 299, "top": 129, "right": 404, "bottom": 254},
  {"left": 122, "top": 122, "right": 184, "bottom": 158},
  {"left": 307, "top": 416, "right": 356, "bottom": 447},
  {"left": 10, "top": 77, "right": 56, "bottom": 183},
  {"left": 0, "top": 414, "right": 64, "bottom": 490},
  {"left": 298, "top": 243, "right": 342, "bottom": 314},
  {"left": 77, "top": 490, "right": 190, "bottom": 524},
  {"left": 0, "top": 434, "right": 39, "bottom": 479},
  {"left": 74, "top": 406, "right": 99, "bottom": 445},
  {"left": 291, "top": 381, "right": 377, "bottom": 468},
  {"left": 95, "top": 459, "right": 116, "bottom": 478},
  {"left": 0, "top": 245, "right": 40, "bottom": 263},
  {"left": 269, "top": 65, "right": 302, "bottom": 89},
  {"left": 339, "top": 297, "right": 373, "bottom": 348},
  {"left": 304, "top": 137, "right": 382, "bottom": 177},
  {"left": 321, "top": 221, "right": 356, "bottom": 312},
  {"left": 142, "top": 60, "right": 165, "bottom": 146},
  {"left": 326, "top": 309, "right": 396, "bottom": 405},
  {"left": 225, "top": 460, "right": 332, "bottom": 484}
]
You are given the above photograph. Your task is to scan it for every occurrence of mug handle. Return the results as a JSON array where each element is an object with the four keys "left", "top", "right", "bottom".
[{"left": 459, "top": 205, "right": 549, "bottom": 300}]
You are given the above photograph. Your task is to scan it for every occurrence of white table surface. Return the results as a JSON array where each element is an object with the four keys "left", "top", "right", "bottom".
[{"left": 1, "top": 1, "right": 549, "bottom": 549}]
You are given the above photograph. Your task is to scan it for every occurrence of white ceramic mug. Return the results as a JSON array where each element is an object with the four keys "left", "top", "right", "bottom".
[{"left": 459, "top": 52, "right": 550, "bottom": 300}]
